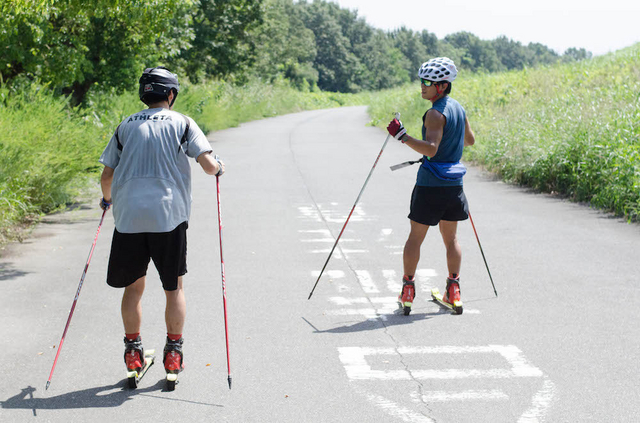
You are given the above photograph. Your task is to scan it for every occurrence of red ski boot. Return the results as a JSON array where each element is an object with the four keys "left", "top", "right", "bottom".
[
  {"left": 442, "top": 278, "right": 463, "bottom": 314},
  {"left": 398, "top": 276, "right": 416, "bottom": 316},
  {"left": 125, "top": 336, "right": 155, "bottom": 389},
  {"left": 124, "top": 336, "right": 144, "bottom": 374},
  {"left": 164, "top": 337, "right": 184, "bottom": 391}
]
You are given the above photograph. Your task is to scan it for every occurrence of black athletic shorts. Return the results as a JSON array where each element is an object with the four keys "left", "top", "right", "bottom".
[
  {"left": 408, "top": 185, "right": 469, "bottom": 226},
  {"left": 106, "top": 222, "right": 188, "bottom": 291}
]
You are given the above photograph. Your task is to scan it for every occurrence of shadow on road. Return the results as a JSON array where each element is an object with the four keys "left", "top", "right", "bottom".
[
  {"left": 302, "top": 309, "right": 450, "bottom": 334},
  {"left": 1, "top": 381, "right": 222, "bottom": 415},
  {"left": 0, "top": 262, "right": 29, "bottom": 281}
]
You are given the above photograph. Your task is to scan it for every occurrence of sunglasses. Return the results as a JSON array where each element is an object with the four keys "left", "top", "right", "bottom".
[{"left": 421, "top": 78, "right": 436, "bottom": 87}]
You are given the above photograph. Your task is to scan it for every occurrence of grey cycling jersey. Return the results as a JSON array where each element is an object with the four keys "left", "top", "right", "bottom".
[{"left": 99, "top": 108, "right": 212, "bottom": 233}]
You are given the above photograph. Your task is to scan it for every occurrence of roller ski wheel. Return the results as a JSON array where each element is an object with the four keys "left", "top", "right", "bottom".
[
  {"left": 397, "top": 277, "right": 416, "bottom": 316},
  {"left": 164, "top": 337, "right": 184, "bottom": 391},
  {"left": 126, "top": 350, "right": 155, "bottom": 389},
  {"left": 431, "top": 286, "right": 463, "bottom": 315},
  {"left": 166, "top": 373, "right": 178, "bottom": 391}
]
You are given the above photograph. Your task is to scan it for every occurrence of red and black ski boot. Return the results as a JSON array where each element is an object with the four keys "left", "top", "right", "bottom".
[
  {"left": 397, "top": 276, "right": 416, "bottom": 316},
  {"left": 442, "top": 277, "right": 463, "bottom": 315},
  {"left": 164, "top": 337, "right": 184, "bottom": 391},
  {"left": 125, "top": 336, "right": 154, "bottom": 388}
]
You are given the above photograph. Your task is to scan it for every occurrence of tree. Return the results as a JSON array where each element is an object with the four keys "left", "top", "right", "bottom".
[
  {"left": 563, "top": 47, "right": 593, "bottom": 62},
  {"left": 251, "top": 0, "right": 318, "bottom": 88},
  {"left": 391, "top": 27, "right": 428, "bottom": 80},
  {"left": 296, "top": 1, "right": 361, "bottom": 92},
  {"left": 0, "top": 0, "right": 195, "bottom": 104},
  {"left": 171, "top": 0, "right": 264, "bottom": 83}
]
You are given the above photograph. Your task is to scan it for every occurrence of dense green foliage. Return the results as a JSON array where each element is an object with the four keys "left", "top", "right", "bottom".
[
  {"left": 2, "top": 0, "right": 590, "bottom": 103},
  {"left": 368, "top": 45, "right": 640, "bottom": 221}
]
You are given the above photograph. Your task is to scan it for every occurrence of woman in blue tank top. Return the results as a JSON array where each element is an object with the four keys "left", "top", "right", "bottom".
[{"left": 386, "top": 57, "right": 476, "bottom": 315}]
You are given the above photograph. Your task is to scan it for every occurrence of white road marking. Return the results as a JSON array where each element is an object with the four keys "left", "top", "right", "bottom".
[
  {"left": 329, "top": 297, "right": 398, "bottom": 305},
  {"left": 300, "top": 238, "right": 358, "bottom": 243},
  {"left": 298, "top": 229, "right": 331, "bottom": 234},
  {"left": 383, "top": 269, "right": 401, "bottom": 293},
  {"left": 338, "top": 345, "right": 544, "bottom": 381},
  {"left": 356, "top": 389, "right": 436, "bottom": 423},
  {"left": 356, "top": 270, "right": 379, "bottom": 294},
  {"left": 411, "top": 390, "right": 509, "bottom": 402},
  {"left": 326, "top": 308, "right": 393, "bottom": 320},
  {"left": 340, "top": 345, "right": 555, "bottom": 421},
  {"left": 415, "top": 268, "right": 438, "bottom": 281},
  {"left": 311, "top": 270, "right": 345, "bottom": 279},
  {"left": 518, "top": 378, "right": 557, "bottom": 422},
  {"left": 309, "top": 249, "right": 368, "bottom": 254}
]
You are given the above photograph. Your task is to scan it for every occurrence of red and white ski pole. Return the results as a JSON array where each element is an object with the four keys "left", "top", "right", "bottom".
[
  {"left": 308, "top": 112, "right": 400, "bottom": 300},
  {"left": 46, "top": 208, "right": 107, "bottom": 390},
  {"left": 216, "top": 173, "right": 232, "bottom": 389}
]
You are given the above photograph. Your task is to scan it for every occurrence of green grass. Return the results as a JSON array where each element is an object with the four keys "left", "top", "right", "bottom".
[
  {"left": 368, "top": 44, "right": 640, "bottom": 221},
  {"left": 0, "top": 78, "right": 365, "bottom": 244}
]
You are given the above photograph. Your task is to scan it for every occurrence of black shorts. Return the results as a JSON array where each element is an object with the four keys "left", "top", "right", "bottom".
[
  {"left": 106, "top": 222, "right": 188, "bottom": 291},
  {"left": 408, "top": 185, "right": 469, "bottom": 226}
]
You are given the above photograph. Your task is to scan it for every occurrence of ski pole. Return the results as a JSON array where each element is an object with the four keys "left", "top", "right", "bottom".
[
  {"left": 468, "top": 211, "right": 497, "bottom": 297},
  {"left": 46, "top": 208, "right": 107, "bottom": 390},
  {"left": 215, "top": 173, "right": 232, "bottom": 390},
  {"left": 390, "top": 157, "right": 423, "bottom": 171},
  {"left": 308, "top": 112, "right": 400, "bottom": 300}
]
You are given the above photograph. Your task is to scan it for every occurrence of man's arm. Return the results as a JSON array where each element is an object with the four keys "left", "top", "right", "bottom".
[
  {"left": 101, "top": 166, "right": 114, "bottom": 201},
  {"left": 400, "top": 110, "right": 445, "bottom": 157},
  {"left": 464, "top": 116, "right": 475, "bottom": 147},
  {"left": 197, "top": 152, "right": 224, "bottom": 175}
]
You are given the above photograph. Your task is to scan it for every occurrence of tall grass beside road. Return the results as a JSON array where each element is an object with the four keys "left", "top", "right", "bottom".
[
  {"left": 0, "top": 79, "right": 364, "bottom": 244},
  {"left": 368, "top": 44, "right": 640, "bottom": 221}
]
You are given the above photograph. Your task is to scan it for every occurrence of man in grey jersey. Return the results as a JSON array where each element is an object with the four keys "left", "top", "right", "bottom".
[{"left": 99, "top": 66, "right": 224, "bottom": 379}]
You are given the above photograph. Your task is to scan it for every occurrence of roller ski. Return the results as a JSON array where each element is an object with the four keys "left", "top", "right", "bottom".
[
  {"left": 431, "top": 278, "right": 463, "bottom": 315},
  {"left": 164, "top": 337, "right": 184, "bottom": 391},
  {"left": 397, "top": 276, "right": 416, "bottom": 316},
  {"left": 124, "top": 336, "right": 155, "bottom": 389}
]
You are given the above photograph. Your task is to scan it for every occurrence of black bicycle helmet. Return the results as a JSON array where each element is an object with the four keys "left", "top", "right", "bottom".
[{"left": 139, "top": 66, "right": 180, "bottom": 105}]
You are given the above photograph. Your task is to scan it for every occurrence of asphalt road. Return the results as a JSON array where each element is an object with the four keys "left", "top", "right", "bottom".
[{"left": 1, "top": 106, "right": 639, "bottom": 422}]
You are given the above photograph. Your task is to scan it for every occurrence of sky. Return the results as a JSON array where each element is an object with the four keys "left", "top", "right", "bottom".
[{"left": 330, "top": 0, "right": 640, "bottom": 56}]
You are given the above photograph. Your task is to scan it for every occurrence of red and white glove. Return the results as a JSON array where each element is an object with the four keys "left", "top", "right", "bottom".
[{"left": 386, "top": 118, "right": 407, "bottom": 141}]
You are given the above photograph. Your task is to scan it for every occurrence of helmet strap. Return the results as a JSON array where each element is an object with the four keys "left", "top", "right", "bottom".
[
  {"left": 168, "top": 90, "right": 177, "bottom": 108},
  {"left": 429, "top": 83, "right": 443, "bottom": 102}
]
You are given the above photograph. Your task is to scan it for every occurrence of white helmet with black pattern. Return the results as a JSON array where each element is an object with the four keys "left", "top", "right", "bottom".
[{"left": 418, "top": 57, "right": 458, "bottom": 82}]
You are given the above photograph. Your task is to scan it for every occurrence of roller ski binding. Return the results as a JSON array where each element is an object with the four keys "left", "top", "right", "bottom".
[
  {"left": 397, "top": 276, "right": 416, "bottom": 316},
  {"left": 124, "top": 336, "right": 155, "bottom": 389},
  {"left": 431, "top": 277, "right": 463, "bottom": 315},
  {"left": 164, "top": 337, "right": 184, "bottom": 391}
]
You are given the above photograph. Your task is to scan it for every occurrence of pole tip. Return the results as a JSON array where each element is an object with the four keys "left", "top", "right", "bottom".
[
  {"left": 227, "top": 376, "right": 232, "bottom": 389},
  {"left": 45, "top": 381, "right": 50, "bottom": 391}
]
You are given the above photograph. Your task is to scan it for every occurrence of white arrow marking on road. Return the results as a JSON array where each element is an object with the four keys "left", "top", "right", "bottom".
[
  {"left": 356, "top": 389, "right": 436, "bottom": 423},
  {"left": 411, "top": 390, "right": 509, "bottom": 402},
  {"left": 338, "top": 345, "right": 544, "bottom": 380},
  {"left": 518, "top": 377, "right": 557, "bottom": 422},
  {"left": 340, "top": 345, "right": 555, "bottom": 422}
]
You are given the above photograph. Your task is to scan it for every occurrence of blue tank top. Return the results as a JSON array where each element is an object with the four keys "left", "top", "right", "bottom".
[{"left": 416, "top": 96, "right": 466, "bottom": 187}]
